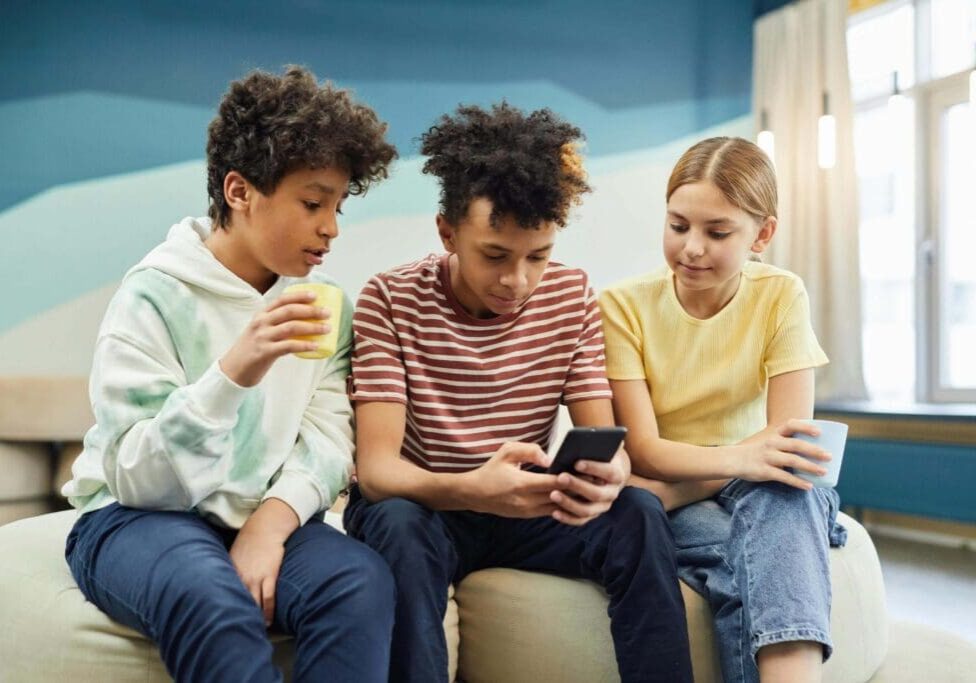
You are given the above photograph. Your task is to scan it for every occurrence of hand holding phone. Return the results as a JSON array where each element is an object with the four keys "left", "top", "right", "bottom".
[{"left": 548, "top": 426, "right": 627, "bottom": 475}]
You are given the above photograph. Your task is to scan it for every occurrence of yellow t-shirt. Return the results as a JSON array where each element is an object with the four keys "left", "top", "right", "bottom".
[{"left": 598, "top": 261, "right": 828, "bottom": 446}]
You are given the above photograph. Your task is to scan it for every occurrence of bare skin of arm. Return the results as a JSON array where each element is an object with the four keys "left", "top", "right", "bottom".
[
  {"left": 354, "top": 398, "right": 630, "bottom": 526},
  {"left": 611, "top": 369, "right": 833, "bottom": 509},
  {"left": 354, "top": 401, "right": 565, "bottom": 519},
  {"left": 228, "top": 497, "right": 300, "bottom": 626}
]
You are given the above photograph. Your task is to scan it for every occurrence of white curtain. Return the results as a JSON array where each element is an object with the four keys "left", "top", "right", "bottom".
[{"left": 754, "top": 0, "right": 867, "bottom": 401}]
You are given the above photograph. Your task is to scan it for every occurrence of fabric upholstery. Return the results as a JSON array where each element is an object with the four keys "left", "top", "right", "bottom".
[
  {"left": 454, "top": 512, "right": 886, "bottom": 683},
  {"left": 0, "top": 510, "right": 884, "bottom": 682}
]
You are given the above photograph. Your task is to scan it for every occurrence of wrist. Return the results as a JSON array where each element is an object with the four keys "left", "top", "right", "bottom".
[
  {"left": 717, "top": 445, "right": 744, "bottom": 479},
  {"left": 220, "top": 346, "right": 265, "bottom": 388},
  {"left": 448, "top": 470, "right": 481, "bottom": 512},
  {"left": 248, "top": 498, "right": 300, "bottom": 542},
  {"left": 219, "top": 354, "right": 250, "bottom": 388}
]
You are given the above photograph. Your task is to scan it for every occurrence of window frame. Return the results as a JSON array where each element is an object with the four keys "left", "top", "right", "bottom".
[
  {"left": 849, "top": 0, "right": 976, "bottom": 403},
  {"left": 923, "top": 72, "right": 975, "bottom": 401}
]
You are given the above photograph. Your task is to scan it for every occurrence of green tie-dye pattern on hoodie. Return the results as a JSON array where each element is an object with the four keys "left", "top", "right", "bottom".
[
  {"left": 227, "top": 390, "right": 270, "bottom": 487},
  {"left": 63, "top": 217, "right": 354, "bottom": 526},
  {"left": 128, "top": 270, "right": 270, "bottom": 487}
]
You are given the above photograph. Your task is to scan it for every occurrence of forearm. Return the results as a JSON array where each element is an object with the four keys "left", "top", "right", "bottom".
[
  {"left": 628, "top": 474, "right": 729, "bottom": 511},
  {"left": 356, "top": 456, "right": 477, "bottom": 511},
  {"left": 635, "top": 407, "right": 803, "bottom": 481},
  {"left": 627, "top": 434, "right": 743, "bottom": 482}
]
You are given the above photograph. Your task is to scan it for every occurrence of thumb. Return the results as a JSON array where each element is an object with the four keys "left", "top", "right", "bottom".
[{"left": 499, "top": 442, "right": 550, "bottom": 469}]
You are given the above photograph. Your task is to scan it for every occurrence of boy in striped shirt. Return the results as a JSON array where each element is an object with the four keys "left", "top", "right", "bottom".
[{"left": 344, "top": 103, "right": 693, "bottom": 683}]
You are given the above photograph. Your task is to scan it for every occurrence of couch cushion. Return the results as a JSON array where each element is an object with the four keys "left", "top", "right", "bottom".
[
  {"left": 869, "top": 620, "right": 976, "bottom": 681},
  {"left": 454, "top": 512, "right": 888, "bottom": 683},
  {"left": 0, "top": 510, "right": 458, "bottom": 682}
]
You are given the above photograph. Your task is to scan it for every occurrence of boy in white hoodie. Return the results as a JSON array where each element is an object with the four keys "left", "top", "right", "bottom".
[{"left": 61, "top": 66, "right": 398, "bottom": 682}]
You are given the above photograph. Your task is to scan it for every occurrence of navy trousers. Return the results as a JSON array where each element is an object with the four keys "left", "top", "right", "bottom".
[
  {"left": 66, "top": 502, "right": 395, "bottom": 682},
  {"left": 344, "top": 485, "right": 693, "bottom": 683}
]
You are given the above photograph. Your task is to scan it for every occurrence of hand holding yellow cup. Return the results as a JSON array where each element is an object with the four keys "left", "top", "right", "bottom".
[{"left": 283, "top": 283, "right": 343, "bottom": 359}]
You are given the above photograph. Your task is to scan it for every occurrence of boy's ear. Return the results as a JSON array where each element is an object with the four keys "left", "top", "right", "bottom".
[
  {"left": 751, "top": 216, "right": 777, "bottom": 254},
  {"left": 436, "top": 214, "right": 458, "bottom": 252},
  {"left": 223, "top": 171, "right": 250, "bottom": 214}
]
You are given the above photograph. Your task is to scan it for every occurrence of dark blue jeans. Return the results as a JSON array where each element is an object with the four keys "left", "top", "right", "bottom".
[
  {"left": 344, "top": 485, "right": 693, "bottom": 683},
  {"left": 66, "top": 503, "right": 395, "bottom": 683}
]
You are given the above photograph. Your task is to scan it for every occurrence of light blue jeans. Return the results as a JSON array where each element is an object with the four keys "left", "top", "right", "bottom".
[{"left": 668, "top": 479, "right": 847, "bottom": 683}]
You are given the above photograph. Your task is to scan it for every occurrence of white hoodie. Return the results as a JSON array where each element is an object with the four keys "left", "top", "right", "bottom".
[{"left": 62, "top": 217, "right": 354, "bottom": 528}]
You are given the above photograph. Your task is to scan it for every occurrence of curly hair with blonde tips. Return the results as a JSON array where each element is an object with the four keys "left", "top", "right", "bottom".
[
  {"left": 206, "top": 65, "right": 398, "bottom": 228},
  {"left": 420, "top": 103, "right": 591, "bottom": 229},
  {"left": 559, "top": 141, "right": 588, "bottom": 208}
]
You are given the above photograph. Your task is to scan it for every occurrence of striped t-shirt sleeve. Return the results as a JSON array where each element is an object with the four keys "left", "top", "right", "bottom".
[
  {"left": 351, "top": 276, "right": 408, "bottom": 404},
  {"left": 563, "top": 282, "right": 613, "bottom": 403}
]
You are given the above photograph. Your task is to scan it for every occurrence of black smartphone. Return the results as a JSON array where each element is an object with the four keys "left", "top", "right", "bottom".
[{"left": 547, "top": 426, "right": 627, "bottom": 475}]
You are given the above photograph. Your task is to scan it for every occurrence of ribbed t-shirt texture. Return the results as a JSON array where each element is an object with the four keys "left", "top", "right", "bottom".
[{"left": 599, "top": 261, "right": 828, "bottom": 446}]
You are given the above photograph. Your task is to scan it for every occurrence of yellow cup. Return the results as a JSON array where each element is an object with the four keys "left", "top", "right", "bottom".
[{"left": 283, "top": 283, "right": 344, "bottom": 359}]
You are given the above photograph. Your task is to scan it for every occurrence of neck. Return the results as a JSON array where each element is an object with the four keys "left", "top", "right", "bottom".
[
  {"left": 674, "top": 273, "right": 742, "bottom": 320},
  {"left": 204, "top": 225, "right": 276, "bottom": 293}
]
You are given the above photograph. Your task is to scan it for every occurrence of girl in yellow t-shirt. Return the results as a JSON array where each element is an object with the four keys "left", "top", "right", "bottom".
[{"left": 599, "top": 137, "right": 846, "bottom": 683}]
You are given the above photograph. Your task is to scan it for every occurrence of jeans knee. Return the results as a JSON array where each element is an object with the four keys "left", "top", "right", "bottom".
[
  {"left": 358, "top": 498, "right": 442, "bottom": 548},
  {"left": 739, "top": 481, "right": 828, "bottom": 518},
  {"left": 615, "top": 486, "right": 669, "bottom": 527},
  {"left": 352, "top": 545, "right": 396, "bottom": 610},
  {"left": 156, "top": 560, "right": 262, "bottom": 629},
  {"left": 608, "top": 486, "right": 675, "bottom": 554}
]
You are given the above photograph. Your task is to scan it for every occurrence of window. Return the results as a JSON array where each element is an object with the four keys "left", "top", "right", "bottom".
[{"left": 848, "top": 0, "right": 976, "bottom": 402}]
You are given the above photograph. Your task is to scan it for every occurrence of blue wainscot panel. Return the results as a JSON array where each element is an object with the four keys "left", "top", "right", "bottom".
[{"left": 836, "top": 439, "right": 976, "bottom": 523}]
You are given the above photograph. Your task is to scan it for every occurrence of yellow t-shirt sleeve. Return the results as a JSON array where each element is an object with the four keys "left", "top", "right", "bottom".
[
  {"left": 598, "top": 287, "right": 647, "bottom": 380},
  {"left": 764, "top": 284, "right": 829, "bottom": 377}
]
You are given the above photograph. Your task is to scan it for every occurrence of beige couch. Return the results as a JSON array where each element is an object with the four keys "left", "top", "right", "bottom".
[
  {"left": 0, "top": 377, "right": 891, "bottom": 682},
  {"left": 0, "top": 506, "right": 887, "bottom": 682}
]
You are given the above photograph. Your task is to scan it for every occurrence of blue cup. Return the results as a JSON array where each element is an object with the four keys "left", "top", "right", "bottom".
[{"left": 793, "top": 419, "right": 848, "bottom": 488}]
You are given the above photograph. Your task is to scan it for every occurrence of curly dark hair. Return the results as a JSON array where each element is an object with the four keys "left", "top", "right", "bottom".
[
  {"left": 420, "top": 103, "right": 591, "bottom": 229},
  {"left": 207, "top": 65, "right": 397, "bottom": 227}
]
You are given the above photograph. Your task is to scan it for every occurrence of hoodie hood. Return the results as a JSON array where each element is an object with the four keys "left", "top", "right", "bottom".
[
  {"left": 64, "top": 215, "right": 355, "bottom": 528},
  {"left": 127, "top": 216, "right": 264, "bottom": 302}
]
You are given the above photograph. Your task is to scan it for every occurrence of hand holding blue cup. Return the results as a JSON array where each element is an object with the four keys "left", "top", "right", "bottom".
[{"left": 792, "top": 419, "right": 848, "bottom": 487}]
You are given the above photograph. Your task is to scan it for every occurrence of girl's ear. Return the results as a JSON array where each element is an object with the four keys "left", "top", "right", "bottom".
[
  {"left": 223, "top": 171, "right": 251, "bottom": 214},
  {"left": 751, "top": 215, "right": 777, "bottom": 254},
  {"left": 436, "top": 214, "right": 458, "bottom": 253}
]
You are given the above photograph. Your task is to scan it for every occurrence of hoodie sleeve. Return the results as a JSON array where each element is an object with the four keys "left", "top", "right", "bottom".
[
  {"left": 85, "top": 284, "right": 251, "bottom": 511},
  {"left": 262, "top": 292, "right": 355, "bottom": 524}
]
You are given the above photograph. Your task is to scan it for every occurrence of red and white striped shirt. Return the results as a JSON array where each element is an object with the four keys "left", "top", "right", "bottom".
[{"left": 351, "top": 253, "right": 612, "bottom": 472}]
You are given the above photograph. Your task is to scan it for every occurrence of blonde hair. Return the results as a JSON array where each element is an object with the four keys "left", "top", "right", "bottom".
[
  {"left": 559, "top": 141, "right": 588, "bottom": 209},
  {"left": 666, "top": 137, "right": 777, "bottom": 223}
]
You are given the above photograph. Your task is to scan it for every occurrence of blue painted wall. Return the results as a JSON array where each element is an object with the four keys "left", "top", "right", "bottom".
[
  {"left": 0, "top": 0, "right": 756, "bottom": 211},
  {"left": 0, "top": 0, "right": 758, "bottom": 361}
]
